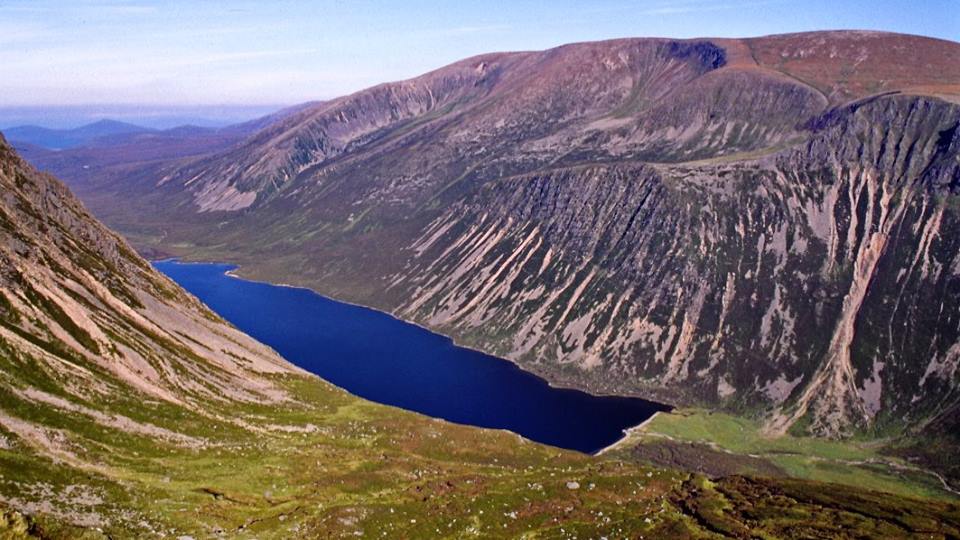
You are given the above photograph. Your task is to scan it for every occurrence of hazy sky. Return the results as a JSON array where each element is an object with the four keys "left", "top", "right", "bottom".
[{"left": 1, "top": 0, "right": 957, "bottom": 107}]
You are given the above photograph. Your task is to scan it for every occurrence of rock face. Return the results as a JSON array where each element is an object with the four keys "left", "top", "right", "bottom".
[
  {"left": 33, "top": 31, "right": 960, "bottom": 440},
  {"left": 396, "top": 95, "right": 960, "bottom": 441},
  {"left": 0, "top": 134, "right": 298, "bottom": 426}
]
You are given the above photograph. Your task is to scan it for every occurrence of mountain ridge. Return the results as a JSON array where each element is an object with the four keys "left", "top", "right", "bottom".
[
  {"left": 150, "top": 31, "right": 957, "bottom": 213},
  {"left": 3, "top": 120, "right": 152, "bottom": 150}
]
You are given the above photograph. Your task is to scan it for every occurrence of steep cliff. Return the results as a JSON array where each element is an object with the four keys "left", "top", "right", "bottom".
[
  {"left": 391, "top": 95, "right": 960, "bottom": 441},
  {"left": 0, "top": 134, "right": 298, "bottom": 409}
]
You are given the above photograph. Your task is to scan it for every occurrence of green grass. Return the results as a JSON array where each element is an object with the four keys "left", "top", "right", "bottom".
[
  {"left": 0, "top": 368, "right": 684, "bottom": 538},
  {"left": 3, "top": 366, "right": 959, "bottom": 539},
  {"left": 613, "top": 409, "right": 956, "bottom": 501}
]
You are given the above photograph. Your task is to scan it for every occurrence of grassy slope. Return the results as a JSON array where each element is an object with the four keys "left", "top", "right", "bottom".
[
  {"left": 3, "top": 363, "right": 960, "bottom": 539},
  {"left": 1, "top": 347, "right": 675, "bottom": 539}
]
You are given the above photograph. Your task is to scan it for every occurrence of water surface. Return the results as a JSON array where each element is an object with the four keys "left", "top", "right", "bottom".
[{"left": 156, "top": 261, "right": 670, "bottom": 453}]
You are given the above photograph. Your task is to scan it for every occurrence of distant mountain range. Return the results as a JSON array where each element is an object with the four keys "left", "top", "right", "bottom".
[
  {"left": 3, "top": 119, "right": 153, "bottom": 150},
  {"left": 0, "top": 104, "right": 289, "bottom": 131},
  {"left": 4, "top": 104, "right": 317, "bottom": 201},
  {"left": 18, "top": 30, "right": 960, "bottom": 490},
  {"left": 3, "top": 116, "right": 279, "bottom": 152},
  {"left": 1, "top": 102, "right": 321, "bottom": 151}
]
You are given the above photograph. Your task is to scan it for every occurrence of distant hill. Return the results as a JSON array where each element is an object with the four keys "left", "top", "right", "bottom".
[
  {"left": 2, "top": 119, "right": 153, "bottom": 149},
  {"left": 11, "top": 104, "right": 317, "bottom": 198}
]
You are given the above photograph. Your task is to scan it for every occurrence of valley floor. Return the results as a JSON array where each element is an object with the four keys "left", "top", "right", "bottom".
[{"left": 606, "top": 409, "right": 960, "bottom": 501}]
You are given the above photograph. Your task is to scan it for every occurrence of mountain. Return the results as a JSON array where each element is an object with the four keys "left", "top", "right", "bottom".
[
  {"left": 14, "top": 104, "right": 320, "bottom": 206},
  {"left": 5, "top": 132, "right": 956, "bottom": 537},
  {"left": 2, "top": 120, "right": 153, "bottom": 150},
  {"left": 25, "top": 31, "right": 960, "bottom": 481},
  {"left": 1, "top": 105, "right": 313, "bottom": 151}
]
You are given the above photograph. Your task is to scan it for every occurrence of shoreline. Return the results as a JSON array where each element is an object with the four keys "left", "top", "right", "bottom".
[
  {"left": 153, "top": 257, "right": 671, "bottom": 455},
  {"left": 153, "top": 258, "right": 960, "bottom": 499},
  {"left": 593, "top": 411, "right": 661, "bottom": 456}
]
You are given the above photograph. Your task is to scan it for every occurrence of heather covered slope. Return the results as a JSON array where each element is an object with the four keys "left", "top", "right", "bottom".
[
  {"left": 91, "top": 31, "right": 960, "bottom": 215},
  {"left": 27, "top": 31, "right": 960, "bottom": 478},
  {"left": 5, "top": 136, "right": 958, "bottom": 538}
]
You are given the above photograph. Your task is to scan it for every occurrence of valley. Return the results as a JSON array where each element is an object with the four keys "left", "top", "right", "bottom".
[
  {"left": 152, "top": 260, "right": 957, "bottom": 503},
  {"left": 34, "top": 31, "right": 960, "bottom": 489},
  {"left": 1, "top": 132, "right": 954, "bottom": 537},
  {"left": 2, "top": 25, "right": 959, "bottom": 537}
]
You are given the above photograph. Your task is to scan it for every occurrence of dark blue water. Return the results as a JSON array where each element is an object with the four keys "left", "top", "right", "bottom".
[{"left": 155, "top": 261, "right": 670, "bottom": 453}]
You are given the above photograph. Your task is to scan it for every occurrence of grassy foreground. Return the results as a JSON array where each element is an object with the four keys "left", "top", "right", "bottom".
[{"left": 2, "top": 361, "right": 959, "bottom": 538}]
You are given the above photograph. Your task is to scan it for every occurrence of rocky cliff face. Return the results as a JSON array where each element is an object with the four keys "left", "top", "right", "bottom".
[
  {"left": 0, "top": 134, "right": 298, "bottom": 422},
  {"left": 391, "top": 95, "right": 960, "bottom": 440},
  {"left": 34, "top": 32, "right": 960, "bottom": 443}
]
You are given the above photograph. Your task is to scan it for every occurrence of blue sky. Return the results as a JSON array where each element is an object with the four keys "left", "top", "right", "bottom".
[{"left": 0, "top": 0, "right": 957, "bottom": 107}]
